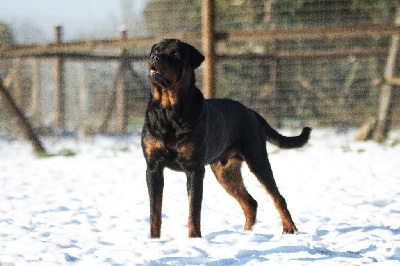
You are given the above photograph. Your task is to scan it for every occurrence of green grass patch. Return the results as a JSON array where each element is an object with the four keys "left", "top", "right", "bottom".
[
  {"left": 390, "top": 139, "right": 400, "bottom": 147},
  {"left": 118, "top": 147, "right": 130, "bottom": 153},
  {"left": 37, "top": 149, "right": 77, "bottom": 158},
  {"left": 341, "top": 145, "right": 352, "bottom": 153}
]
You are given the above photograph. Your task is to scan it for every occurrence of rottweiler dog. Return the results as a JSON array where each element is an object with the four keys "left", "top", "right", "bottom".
[{"left": 141, "top": 39, "right": 311, "bottom": 238}]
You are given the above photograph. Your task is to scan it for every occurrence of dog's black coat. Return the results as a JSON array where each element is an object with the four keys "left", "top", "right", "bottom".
[{"left": 142, "top": 39, "right": 311, "bottom": 238}]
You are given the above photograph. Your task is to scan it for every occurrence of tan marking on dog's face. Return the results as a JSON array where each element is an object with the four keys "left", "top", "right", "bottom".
[{"left": 144, "top": 138, "right": 164, "bottom": 159}]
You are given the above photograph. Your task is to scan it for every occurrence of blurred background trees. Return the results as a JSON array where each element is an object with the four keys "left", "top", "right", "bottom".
[{"left": 0, "top": 22, "right": 14, "bottom": 46}]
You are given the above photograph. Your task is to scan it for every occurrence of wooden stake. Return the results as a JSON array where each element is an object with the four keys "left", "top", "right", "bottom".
[
  {"left": 3, "top": 65, "right": 19, "bottom": 88},
  {"left": 372, "top": 6, "right": 400, "bottom": 142},
  {"left": 0, "top": 77, "right": 46, "bottom": 154}
]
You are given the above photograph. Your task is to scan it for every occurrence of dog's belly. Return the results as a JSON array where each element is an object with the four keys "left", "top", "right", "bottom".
[
  {"left": 164, "top": 160, "right": 184, "bottom": 171},
  {"left": 162, "top": 147, "right": 197, "bottom": 172}
]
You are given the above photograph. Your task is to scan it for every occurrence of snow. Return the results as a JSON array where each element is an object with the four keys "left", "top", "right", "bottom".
[{"left": 1, "top": 129, "right": 400, "bottom": 265}]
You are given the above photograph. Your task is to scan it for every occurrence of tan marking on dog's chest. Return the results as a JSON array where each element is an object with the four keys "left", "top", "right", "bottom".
[
  {"left": 153, "top": 87, "right": 178, "bottom": 108},
  {"left": 145, "top": 135, "right": 195, "bottom": 162},
  {"left": 144, "top": 138, "right": 164, "bottom": 159},
  {"left": 175, "top": 142, "right": 195, "bottom": 160}
]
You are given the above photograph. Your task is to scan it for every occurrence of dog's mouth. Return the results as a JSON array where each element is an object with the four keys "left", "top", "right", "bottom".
[
  {"left": 149, "top": 65, "right": 173, "bottom": 89},
  {"left": 149, "top": 65, "right": 159, "bottom": 74}
]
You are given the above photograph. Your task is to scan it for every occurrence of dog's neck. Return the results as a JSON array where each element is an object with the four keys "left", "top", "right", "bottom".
[
  {"left": 151, "top": 83, "right": 202, "bottom": 109},
  {"left": 150, "top": 69, "right": 197, "bottom": 109},
  {"left": 147, "top": 84, "right": 205, "bottom": 134},
  {"left": 151, "top": 86, "right": 178, "bottom": 108}
]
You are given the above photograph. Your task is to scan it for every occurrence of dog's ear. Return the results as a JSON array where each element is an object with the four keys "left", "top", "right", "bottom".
[
  {"left": 187, "top": 44, "right": 205, "bottom": 69},
  {"left": 149, "top": 44, "right": 157, "bottom": 55}
]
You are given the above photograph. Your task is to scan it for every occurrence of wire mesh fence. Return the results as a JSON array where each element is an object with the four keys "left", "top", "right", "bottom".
[{"left": 1, "top": 0, "right": 399, "bottom": 139}]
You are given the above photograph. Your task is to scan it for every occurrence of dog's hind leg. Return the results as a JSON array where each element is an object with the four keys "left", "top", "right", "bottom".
[
  {"left": 242, "top": 148, "right": 297, "bottom": 234},
  {"left": 211, "top": 157, "right": 258, "bottom": 231}
]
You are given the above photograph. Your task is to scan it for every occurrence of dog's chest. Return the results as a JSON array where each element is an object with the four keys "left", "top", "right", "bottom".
[
  {"left": 143, "top": 104, "right": 205, "bottom": 169},
  {"left": 143, "top": 136, "right": 195, "bottom": 168}
]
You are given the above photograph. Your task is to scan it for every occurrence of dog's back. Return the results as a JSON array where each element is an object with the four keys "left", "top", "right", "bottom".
[
  {"left": 203, "top": 98, "right": 248, "bottom": 163},
  {"left": 204, "top": 97, "right": 310, "bottom": 164}
]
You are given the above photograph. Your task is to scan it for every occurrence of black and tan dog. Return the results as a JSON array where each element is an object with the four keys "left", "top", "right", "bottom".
[{"left": 141, "top": 39, "right": 311, "bottom": 238}]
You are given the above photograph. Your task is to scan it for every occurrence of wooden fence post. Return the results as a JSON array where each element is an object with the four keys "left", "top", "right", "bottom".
[
  {"left": 12, "top": 59, "right": 22, "bottom": 107},
  {"left": 372, "top": 6, "right": 400, "bottom": 142},
  {"left": 117, "top": 29, "right": 128, "bottom": 134},
  {"left": 54, "top": 25, "right": 65, "bottom": 131},
  {"left": 78, "top": 62, "right": 87, "bottom": 134},
  {"left": 201, "top": 0, "right": 216, "bottom": 99},
  {"left": 0, "top": 77, "right": 46, "bottom": 154},
  {"left": 270, "top": 36, "right": 281, "bottom": 128},
  {"left": 31, "top": 59, "right": 40, "bottom": 122}
]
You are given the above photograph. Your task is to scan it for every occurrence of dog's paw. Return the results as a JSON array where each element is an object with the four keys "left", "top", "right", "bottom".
[{"left": 282, "top": 225, "right": 298, "bottom": 235}]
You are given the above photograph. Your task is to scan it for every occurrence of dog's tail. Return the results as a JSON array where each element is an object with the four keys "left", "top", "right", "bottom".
[{"left": 254, "top": 112, "right": 311, "bottom": 149}]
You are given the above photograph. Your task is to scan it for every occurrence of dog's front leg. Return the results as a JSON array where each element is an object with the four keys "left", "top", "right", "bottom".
[
  {"left": 186, "top": 167, "right": 205, "bottom": 238},
  {"left": 146, "top": 164, "right": 164, "bottom": 238}
]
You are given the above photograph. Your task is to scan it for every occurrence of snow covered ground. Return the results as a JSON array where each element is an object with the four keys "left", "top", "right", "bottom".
[{"left": 1, "top": 129, "right": 400, "bottom": 265}]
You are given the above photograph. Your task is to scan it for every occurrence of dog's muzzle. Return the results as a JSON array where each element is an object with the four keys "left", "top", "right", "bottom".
[{"left": 149, "top": 54, "right": 173, "bottom": 89}]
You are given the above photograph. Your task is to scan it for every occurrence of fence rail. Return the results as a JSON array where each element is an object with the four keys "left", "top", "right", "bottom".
[{"left": 1, "top": 24, "right": 400, "bottom": 58}]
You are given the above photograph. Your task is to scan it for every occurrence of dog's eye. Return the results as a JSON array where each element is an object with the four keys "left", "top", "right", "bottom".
[
  {"left": 172, "top": 51, "right": 180, "bottom": 59},
  {"left": 152, "top": 46, "right": 162, "bottom": 54}
]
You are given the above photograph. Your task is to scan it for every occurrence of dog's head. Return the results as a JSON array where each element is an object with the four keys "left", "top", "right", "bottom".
[{"left": 148, "top": 39, "right": 204, "bottom": 90}]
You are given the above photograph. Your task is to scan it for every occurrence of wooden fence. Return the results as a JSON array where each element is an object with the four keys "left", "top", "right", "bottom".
[{"left": 0, "top": 1, "right": 399, "bottom": 141}]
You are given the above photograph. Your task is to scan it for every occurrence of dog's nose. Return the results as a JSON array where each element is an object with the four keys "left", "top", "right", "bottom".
[{"left": 150, "top": 54, "right": 160, "bottom": 63}]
